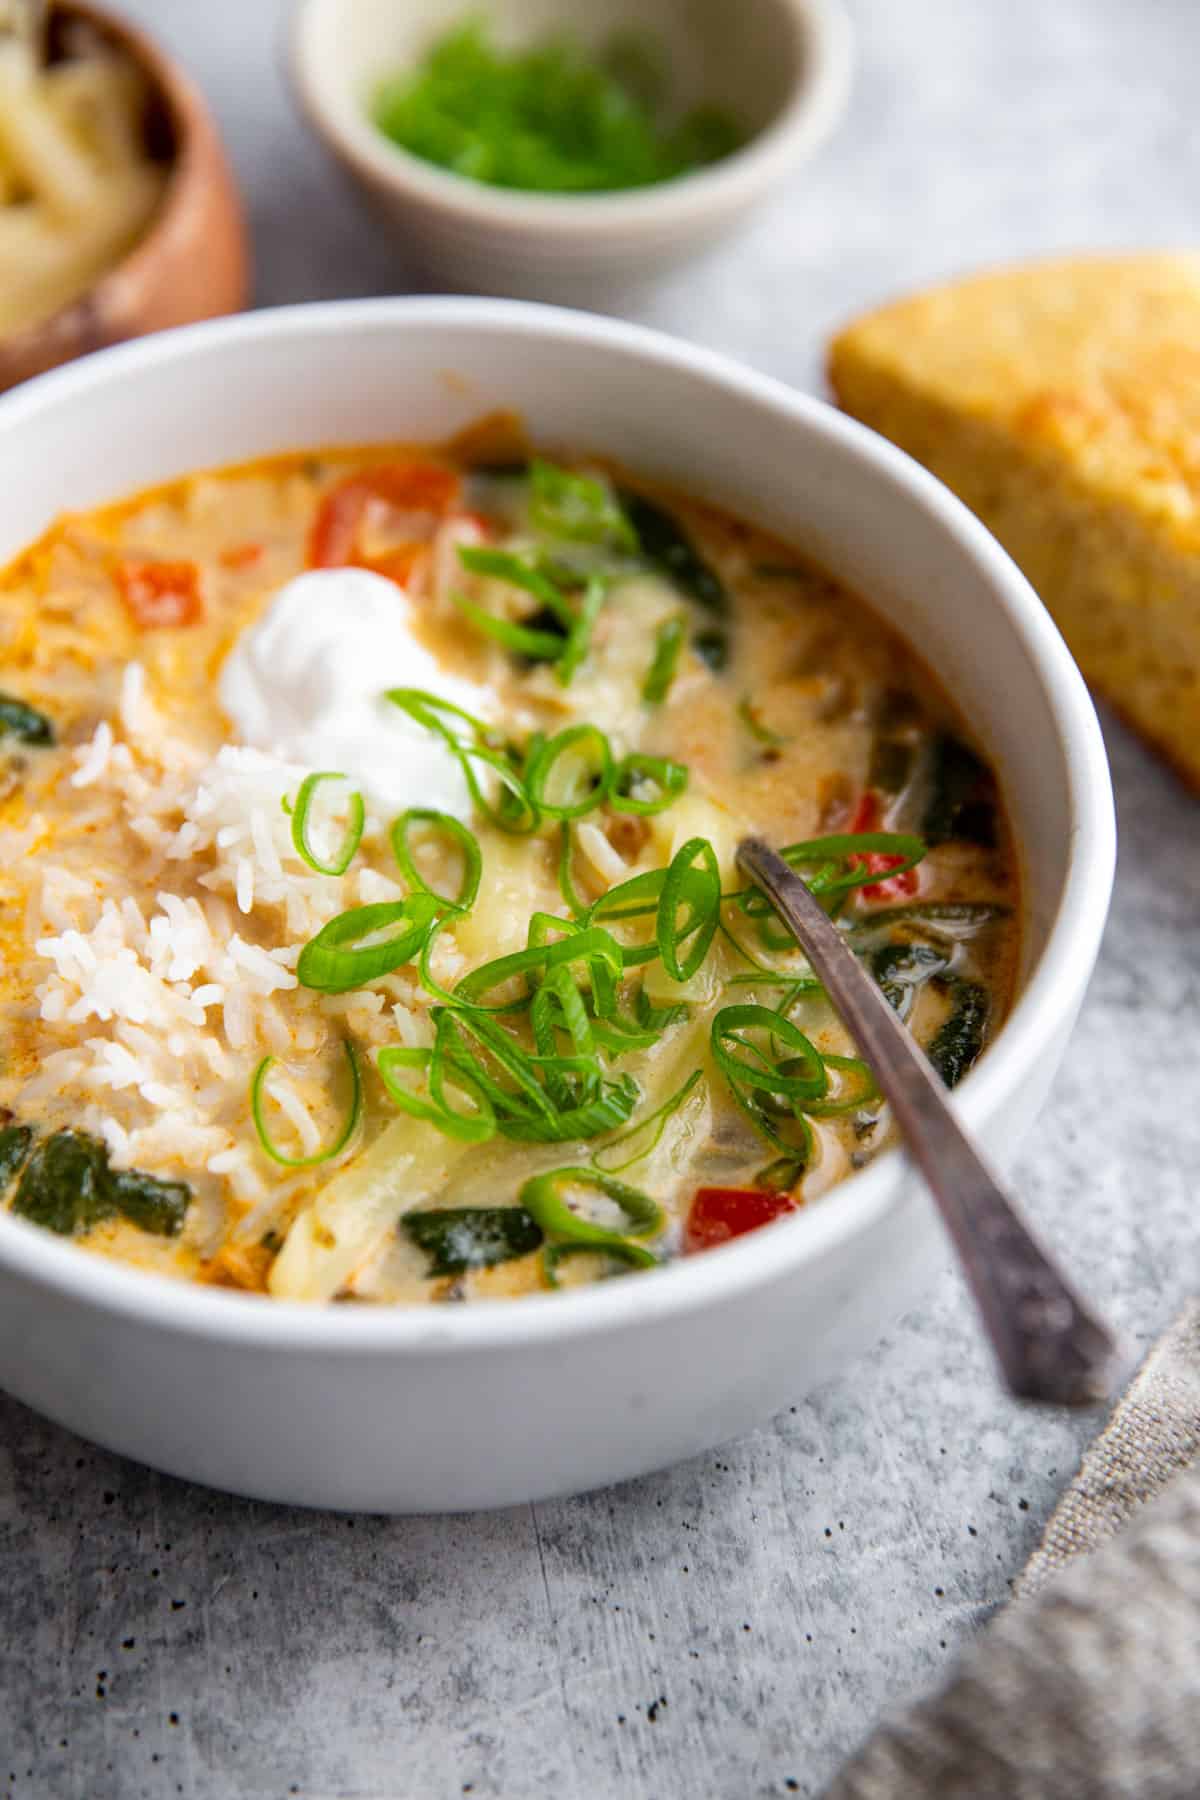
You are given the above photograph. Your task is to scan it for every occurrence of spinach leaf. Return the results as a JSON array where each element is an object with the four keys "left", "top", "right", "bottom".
[
  {"left": 106, "top": 1168, "right": 191, "bottom": 1238},
  {"left": 0, "top": 1124, "right": 33, "bottom": 1190},
  {"left": 871, "top": 941, "right": 950, "bottom": 1022},
  {"left": 8, "top": 1126, "right": 192, "bottom": 1238},
  {"left": 927, "top": 981, "right": 990, "bottom": 1088},
  {"left": 402, "top": 1205, "right": 543, "bottom": 1277},
  {"left": 867, "top": 738, "right": 915, "bottom": 795},
  {"left": 0, "top": 693, "right": 55, "bottom": 746},
  {"left": 922, "top": 734, "right": 995, "bottom": 847},
  {"left": 13, "top": 1131, "right": 114, "bottom": 1235},
  {"left": 619, "top": 490, "right": 727, "bottom": 612},
  {"left": 693, "top": 626, "right": 729, "bottom": 672}
]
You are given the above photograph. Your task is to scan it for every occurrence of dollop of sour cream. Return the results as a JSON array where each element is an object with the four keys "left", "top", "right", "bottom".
[{"left": 218, "top": 568, "right": 492, "bottom": 820}]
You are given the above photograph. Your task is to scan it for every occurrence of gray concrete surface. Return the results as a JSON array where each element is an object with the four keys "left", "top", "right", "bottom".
[{"left": 3, "top": 2, "right": 1199, "bottom": 1794}]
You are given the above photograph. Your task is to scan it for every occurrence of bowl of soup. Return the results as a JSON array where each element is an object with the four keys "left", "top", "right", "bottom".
[{"left": 0, "top": 300, "right": 1114, "bottom": 1510}]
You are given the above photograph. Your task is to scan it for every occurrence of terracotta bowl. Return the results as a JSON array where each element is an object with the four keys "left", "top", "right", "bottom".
[{"left": 0, "top": 1, "right": 249, "bottom": 394}]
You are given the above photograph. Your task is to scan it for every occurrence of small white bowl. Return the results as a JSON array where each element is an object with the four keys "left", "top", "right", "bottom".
[
  {"left": 288, "top": 0, "right": 853, "bottom": 300},
  {"left": 0, "top": 299, "right": 1114, "bottom": 1512}
]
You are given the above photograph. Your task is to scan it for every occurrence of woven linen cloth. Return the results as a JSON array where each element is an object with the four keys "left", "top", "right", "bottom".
[{"left": 826, "top": 1302, "right": 1200, "bottom": 1799}]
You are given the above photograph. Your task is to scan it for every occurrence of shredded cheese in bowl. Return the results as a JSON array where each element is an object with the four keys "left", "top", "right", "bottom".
[{"left": 0, "top": 27, "right": 166, "bottom": 336}]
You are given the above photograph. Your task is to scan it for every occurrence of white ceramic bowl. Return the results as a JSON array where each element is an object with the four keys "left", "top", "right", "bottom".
[
  {"left": 0, "top": 300, "right": 1114, "bottom": 1512},
  {"left": 288, "top": 0, "right": 853, "bottom": 300}
]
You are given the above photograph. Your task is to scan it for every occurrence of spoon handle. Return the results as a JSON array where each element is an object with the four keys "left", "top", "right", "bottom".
[{"left": 736, "top": 837, "right": 1121, "bottom": 1407}]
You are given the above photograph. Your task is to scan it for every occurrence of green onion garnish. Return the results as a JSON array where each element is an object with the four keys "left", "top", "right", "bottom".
[
  {"left": 390, "top": 808, "right": 482, "bottom": 911},
  {"left": 519, "top": 1166, "right": 662, "bottom": 1247},
  {"left": 737, "top": 696, "right": 789, "bottom": 748},
  {"left": 801, "top": 1054, "right": 880, "bottom": 1118},
  {"left": 610, "top": 751, "right": 688, "bottom": 816},
  {"left": 592, "top": 1068, "right": 703, "bottom": 1172},
  {"left": 541, "top": 1239, "right": 658, "bottom": 1287},
  {"left": 642, "top": 617, "right": 685, "bottom": 704},
  {"left": 371, "top": 22, "right": 743, "bottom": 197},
  {"left": 250, "top": 1039, "right": 362, "bottom": 1169},
  {"left": 290, "top": 772, "right": 366, "bottom": 877},
  {"left": 529, "top": 460, "right": 638, "bottom": 552},
  {"left": 711, "top": 1004, "right": 827, "bottom": 1106},
  {"left": 450, "top": 591, "right": 569, "bottom": 661},
  {"left": 557, "top": 821, "right": 591, "bottom": 916},
  {"left": 296, "top": 894, "right": 444, "bottom": 993},
  {"left": 376, "top": 1044, "right": 496, "bottom": 1143},
  {"left": 557, "top": 574, "right": 608, "bottom": 687},
  {"left": 656, "top": 837, "right": 720, "bottom": 982},
  {"left": 457, "top": 544, "right": 575, "bottom": 624},
  {"left": 527, "top": 724, "right": 613, "bottom": 819}
]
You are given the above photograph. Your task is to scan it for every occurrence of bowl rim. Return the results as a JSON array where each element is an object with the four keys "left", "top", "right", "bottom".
[
  {"left": 286, "top": 0, "right": 854, "bottom": 235},
  {"left": 0, "top": 296, "right": 1116, "bottom": 1353}
]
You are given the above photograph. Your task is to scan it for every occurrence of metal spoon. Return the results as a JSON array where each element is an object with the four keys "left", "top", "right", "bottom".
[{"left": 736, "top": 836, "right": 1121, "bottom": 1407}]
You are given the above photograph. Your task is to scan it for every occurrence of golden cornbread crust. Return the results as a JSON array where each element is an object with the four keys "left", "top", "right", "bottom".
[{"left": 828, "top": 251, "right": 1200, "bottom": 792}]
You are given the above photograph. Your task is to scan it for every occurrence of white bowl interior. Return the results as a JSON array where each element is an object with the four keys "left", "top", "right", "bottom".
[{"left": 303, "top": 0, "right": 809, "bottom": 157}]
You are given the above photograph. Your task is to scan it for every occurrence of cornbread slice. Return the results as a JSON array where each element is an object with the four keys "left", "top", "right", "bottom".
[{"left": 829, "top": 253, "right": 1200, "bottom": 790}]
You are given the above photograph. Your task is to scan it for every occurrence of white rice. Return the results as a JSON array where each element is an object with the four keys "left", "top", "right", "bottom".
[{"left": 18, "top": 669, "right": 460, "bottom": 1215}]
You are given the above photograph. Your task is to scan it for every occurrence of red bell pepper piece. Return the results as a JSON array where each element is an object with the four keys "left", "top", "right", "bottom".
[
  {"left": 848, "top": 791, "right": 919, "bottom": 903},
  {"left": 307, "top": 462, "right": 461, "bottom": 583},
  {"left": 115, "top": 558, "right": 204, "bottom": 629},
  {"left": 685, "top": 1185, "right": 798, "bottom": 1253}
]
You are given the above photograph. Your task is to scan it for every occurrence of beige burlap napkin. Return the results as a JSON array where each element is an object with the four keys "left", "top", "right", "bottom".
[{"left": 826, "top": 1303, "right": 1200, "bottom": 1800}]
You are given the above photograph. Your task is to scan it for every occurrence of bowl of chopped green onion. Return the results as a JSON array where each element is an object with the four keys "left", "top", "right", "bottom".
[{"left": 289, "top": 0, "right": 852, "bottom": 298}]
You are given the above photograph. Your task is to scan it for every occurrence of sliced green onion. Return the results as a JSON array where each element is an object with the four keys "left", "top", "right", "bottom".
[
  {"left": 529, "top": 459, "right": 638, "bottom": 552},
  {"left": 557, "top": 821, "right": 591, "bottom": 916},
  {"left": 527, "top": 724, "right": 613, "bottom": 819},
  {"left": 519, "top": 1165, "right": 662, "bottom": 1245},
  {"left": 250, "top": 1039, "right": 362, "bottom": 1168},
  {"left": 657, "top": 836, "right": 720, "bottom": 982},
  {"left": 454, "top": 925, "right": 623, "bottom": 1013},
  {"left": 497, "top": 1074, "right": 640, "bottom": 1143},
  {"left": 450, "top": 590, "right": 568, "bottom": 661},
  {"left": 417, "top": 912, "right": 466, "bottom": 1007},
  {"left": 390, "top": 808, "right": 482, "bottom": 910},
  {"left": 542, "top": 1239, "right": 658, "bottom": 1288},
  {"left": 782, "top": 831, "right": 926, "bottom": 897},
  {"left": 435, "top": 1006, "right": 557, "bottom": 1122},
  {"left": 711, "top": 1004, "right": 827, "bottom": 1105},
  {"left": 457, "top": 544, "right": 575, "bottom": 624},
  {"left": 296, "top": 894, "right": 444, "bottom": 993},
  {"left": 290, "top": 772, "right": 365, "bottom": 877},
  {"left": 557, "top": 574, "right": 607, "bottom": 687},
  {"left": 593, "top": 1068, "right": 703, "bottom": 1172},
  {"left": 610, "top": 751, "right": 688, "bottom": 816},
  {"left": 710, "top": 1003, "right": 831, "bottom": 1164},
  {"left": 737, "top": 695, "right": 789, "bottom": 748},
  {"left": 642, "top": 616, "right": 685, "bottom": 704},
  {"left": 384, "top": 686, "right": 496, "bottom": 749},
  {"left": 531, "top": 966, "right": 598, "bottom": 1109},
  {"left": 802, "top": 1053, "right": 880, "bottom": 1118},
  {"left": 458, "top": 742, "right": 540, "bottom": 834},
  {"left": 376, "top": 1044, "right": 495, "bottom": 1143}
]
